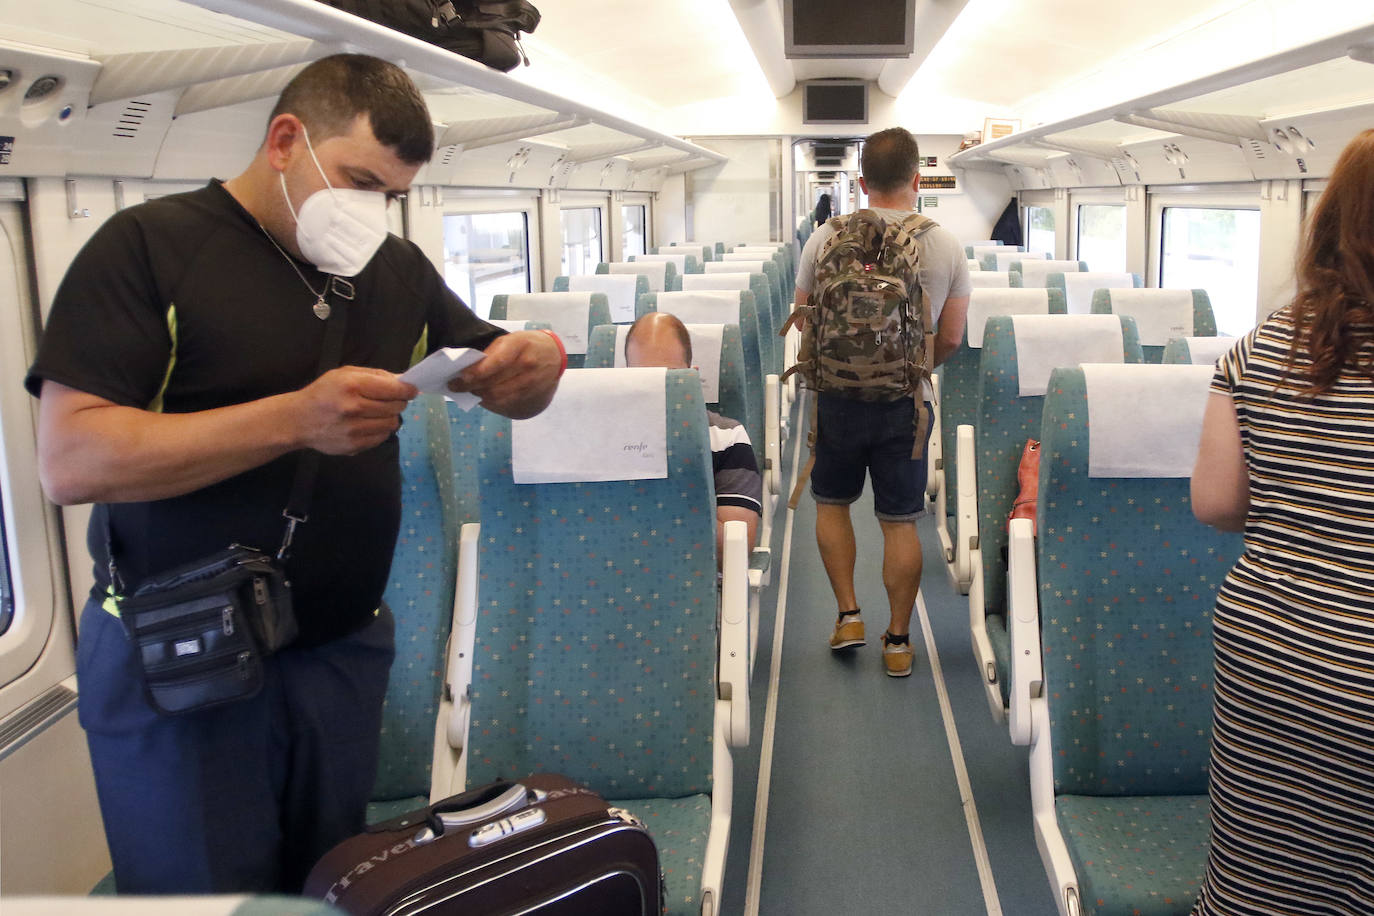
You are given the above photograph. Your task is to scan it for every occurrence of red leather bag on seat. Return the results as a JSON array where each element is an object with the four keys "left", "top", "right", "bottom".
[{"left": 1008, "top": 438, "right": 1040, "bottom": 533}]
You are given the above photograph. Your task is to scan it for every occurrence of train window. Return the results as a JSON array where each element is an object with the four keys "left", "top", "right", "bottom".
[
  {"left": 442, "top": 211, "right": 531, "bottom": 320},
  {"left": 1076, "top": 204, "right": 1127, "bottom": 274},
  {"left": 1160, "top": 207, "right": 1260, "bottom": 335},
  {"left": 1026, "top": 205, "right": 1055, "bottom": 257},
  {"left": 560, "top": 207, "right": 603, "bottom": 276},
  {"left": 621, "top": 204, "right": 647, "bottom": 261}
]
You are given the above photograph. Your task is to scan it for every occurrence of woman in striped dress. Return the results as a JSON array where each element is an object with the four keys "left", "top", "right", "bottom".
[{"left": 1191, "top": 128, "right": 1374, "bottom": 915}]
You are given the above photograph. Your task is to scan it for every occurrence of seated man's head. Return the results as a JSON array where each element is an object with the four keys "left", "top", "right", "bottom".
[{"left": 624, "top": 312, "right": 693, "bottom": 369}]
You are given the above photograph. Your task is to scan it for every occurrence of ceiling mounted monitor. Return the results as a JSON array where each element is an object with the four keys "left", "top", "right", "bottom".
[
  {"left": 785, "top": 0, "right": 915, "bottom": 58},
  {"left": 803, "top": 81, "right": 869, "bottom": 125}
]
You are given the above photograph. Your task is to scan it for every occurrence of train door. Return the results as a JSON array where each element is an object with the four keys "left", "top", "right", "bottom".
[{"left": 0, "top": 184, "right": 111, "bottom": 895}]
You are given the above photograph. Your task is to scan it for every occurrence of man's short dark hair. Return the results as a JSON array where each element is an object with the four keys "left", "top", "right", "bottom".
[
  {"left": 624, "top": 313, "right": 693, "bottom": 366},
  {"left": 270, "top": 54, "right": 435, "bottom": 165},
  {"left": 860, "top": 128, "right": 921, "bottom": 194}
]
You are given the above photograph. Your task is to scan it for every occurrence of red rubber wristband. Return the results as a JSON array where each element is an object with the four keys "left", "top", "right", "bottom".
[{"left": 538, "top": 327, "right": 567, "bottom": 377}]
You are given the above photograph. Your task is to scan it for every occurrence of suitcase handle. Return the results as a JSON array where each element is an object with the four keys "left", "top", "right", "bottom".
[{"left": 414, "top": 782, "right": 542, "bottom": 845}]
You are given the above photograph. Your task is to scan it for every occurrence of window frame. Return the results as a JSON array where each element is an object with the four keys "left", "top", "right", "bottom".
[
  {"left": 0, "top": 194, "right": 61, "bottom": 691},
  {"left": 439, "top": 193, "right": 538, "bottom": 320},
  {"left": 558, "top": 203, "right": 605, "bottom": 277},
  {"left": 1147, "top": 185, "right": 1262, "bottom": 335},
  {"left": 619, "top": 192, "right": 652, "bottom": 262}
]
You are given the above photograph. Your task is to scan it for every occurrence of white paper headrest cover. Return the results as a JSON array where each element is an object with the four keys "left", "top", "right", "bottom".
[
  {"left": 511, "top": 368, "right": 667, "bottom": 483},
  {"left": 1082, "top": 363, "right": 1213, "bottom": 477},
  {"left": 966, "top": 289, "right": 1052, "bottom": 348},
  {"left": 505, "top": 293, "right": 592, "bottom": 354},
  {"left": 1010, "top": 314, "right": 1125, "bottom": 397}
]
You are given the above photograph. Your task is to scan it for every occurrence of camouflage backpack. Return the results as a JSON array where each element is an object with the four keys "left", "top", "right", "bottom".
[{"left": 780, "top": 209, "right": 937, "bottom": 508}]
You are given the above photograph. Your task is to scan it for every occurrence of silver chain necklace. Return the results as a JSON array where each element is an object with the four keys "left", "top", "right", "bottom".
[{"left": 257, "top": 224, "right": 354, "bottom": 320}]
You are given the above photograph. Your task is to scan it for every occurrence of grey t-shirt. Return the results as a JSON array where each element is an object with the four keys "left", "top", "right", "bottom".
[{"left": 794, "top": 209, "right": 972, "bottom": 398}]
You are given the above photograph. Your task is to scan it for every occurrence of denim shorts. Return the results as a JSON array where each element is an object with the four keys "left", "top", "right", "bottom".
[{"left": 810, "top": 393, "right": 932, "bottom": 522}]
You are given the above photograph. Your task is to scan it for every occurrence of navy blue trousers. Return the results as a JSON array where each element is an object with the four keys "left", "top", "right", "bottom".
[{"left": 76, "top": 598, "right": 395, "bottom": 894}]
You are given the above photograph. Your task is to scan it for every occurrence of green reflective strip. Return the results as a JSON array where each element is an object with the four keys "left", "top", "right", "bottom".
[
  {"left": 147, "top": 304, "right": 178, "bottom": 414},
  {"left": 409, "top": 324, "right": 428, "bottom": 368},
  {"left": 102, "top": 585, "right": 121, "bottom": 619}
]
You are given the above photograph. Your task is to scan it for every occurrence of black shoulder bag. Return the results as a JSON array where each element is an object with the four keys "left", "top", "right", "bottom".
[
  {"left": 316, "top": 0, "right": 541, "bottom": 72},
  {"left": 111, "top": 297, "right": 349, "bottom": 716}
]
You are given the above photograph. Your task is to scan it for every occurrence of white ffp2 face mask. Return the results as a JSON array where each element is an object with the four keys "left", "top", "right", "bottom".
[{"left": 280, "top": 126, "right": 389, "bottom": 277}]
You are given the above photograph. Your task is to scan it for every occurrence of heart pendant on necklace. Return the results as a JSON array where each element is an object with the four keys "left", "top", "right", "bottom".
[{"left": 313, "top": 297, "right": 331, "bottom": 320}]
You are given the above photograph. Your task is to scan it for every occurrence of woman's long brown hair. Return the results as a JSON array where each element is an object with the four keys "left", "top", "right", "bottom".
[{"left": 1289, "top": 128, "right": 1374, "bottom": 397}]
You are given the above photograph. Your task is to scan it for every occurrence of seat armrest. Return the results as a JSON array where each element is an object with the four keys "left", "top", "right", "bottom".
[
  {"left": 954, "top": 424, "right": 978, "bottom": 593},
  {"left": 719, "top": 520, "right": 750, "bottom": 747},
  {"left": 700, "top": 700, "right": 735, "bottom": 916},
  {"left": 926, "top": 374, "right": 943, "bottom": 502},
  {"left": 1007, "top": 518, "right": 1042, "bottom": 746},
  {"left": 432, "top": 522, "right": 480, "bottom": 800},
  {"left": 765, "top": 375, "right": 782, "bottom": 497},
  {"left": 1029, "top": 698, "right": 1081, "bottom": 916}
]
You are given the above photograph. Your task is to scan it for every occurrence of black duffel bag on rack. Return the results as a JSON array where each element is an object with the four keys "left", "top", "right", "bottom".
[{"left": 318, "top": 0, "right": 540, "bottom": 71}]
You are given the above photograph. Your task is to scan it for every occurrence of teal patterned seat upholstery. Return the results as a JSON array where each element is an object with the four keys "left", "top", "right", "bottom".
[
  {"left": 599, "top": 259, "right": 681, "bottom": 292},
  {"left": 937, "top": 288, "right": 1066, "bottom": 526},
  {"left": 639, "top": 291, "right": 767, "bottom": 471},
  {"left": 467, "top": 370, "right": 722, "bottom": 916},
  {"left": 1091, "top": 289, "right": 1216, "bottom": 363},
  {"left": 553, "top": 274, "right": 648, "bottom": 324},
  {"left": 715, "top": 258, "right": 784, "bottom": 338},
  {"left": 974, "top": 315, "right": 1142, "bottom": 711},
  {"left": 584, "top": 323, "right": 750, "bottom": 458},
  {"left": 1033, "top": 365, "right": 1243, "bottom": 915},
  {"left": 368, "top": 395, "right": 459, "bottom": 824},
  {"left": 488, "top": 293, "right": 611, "bottom": 371}
]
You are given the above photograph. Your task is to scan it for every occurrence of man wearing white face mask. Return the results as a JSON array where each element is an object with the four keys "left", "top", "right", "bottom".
[{"left": 26, "top": 54, "right": 563, "bottom": 895}]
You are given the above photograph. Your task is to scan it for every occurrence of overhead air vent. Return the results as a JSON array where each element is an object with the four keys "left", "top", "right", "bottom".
[
  {"left": 803, "top": 81, "right": 868, "bottom": 125},
  {"left": 1247, "top": 139, "right": 1266, "bottom": 159},
  {"left": 785, "top": 0, "right": 915, "bottom": 58},
  {"left": 439, "top": 145, "right": 459, "bottom": 166},
  {"left": 113, "top": 100, "right": 152, "bottom": 140}
]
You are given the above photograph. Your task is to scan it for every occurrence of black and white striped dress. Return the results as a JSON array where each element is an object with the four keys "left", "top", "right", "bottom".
[{"left": 1195, "top": 308, "right": 1374, "bottom": 915}]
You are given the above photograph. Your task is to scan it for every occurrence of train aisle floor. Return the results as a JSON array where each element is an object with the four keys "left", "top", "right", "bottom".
[{"left": 719, "top": 401, "right": 1059, "bottom": 916}]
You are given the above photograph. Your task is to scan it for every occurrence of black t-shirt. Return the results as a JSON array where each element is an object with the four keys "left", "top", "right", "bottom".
[{"left": 26, "top": 181, "right": 503, "bottom": 644}]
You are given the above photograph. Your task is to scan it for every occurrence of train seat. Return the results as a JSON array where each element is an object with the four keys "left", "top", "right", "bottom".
[
  {"left": 1017, "top": 364, "right": 1243, "bottom": 916},
  {"left": 729, "top": 246, "right": 792, "bottom": 292},
  {"left": 1013, "top": 259, "right": 1089, "bottom": 287},
  {"left": 370, "top": 395, "right": 461, "bottom": 824},
  {"left": 632, "top": 251, "right": 702, "bottom": 275},
  {"left": 600, "top": 259, "right": 680, "bottom": 293},
  {"left": 965, "top": 314, "right": 1142, "bottom": 723},
  {"left": 967, "top": 242, "right": 1016, "bottom": 260},
  {"left": 712, "top": 257, "right": 784, "bottom": 335},
  {"left": 966, "top": 258, "right": 982, "bottom": 272},
  {"left": 658, "top": 242, "right": 715, "bottom": 262},
  {"left": 682, "top": 272, "right": 780, "bottom": 378},
  {"left": 554, "top": 273, "right": 646, "bottom": 324},
  {"left": 968, "top": 270, "right": 1020, "bottom": 289},
  {"left": 1092, "top": 288, "right": 1217, "bottom": 363},
  {"left": 796, "top": 217, "right": 812, "bottom": 246},
  {"left": 639, "top": 292, "right": 780, "bottom": 565},
  {"left": 1049, "top": 270, "right": 1142, "bottom": 314},
  {"left": 1162, "top": 335, "right": 1238, "bottom": 365},
  {"left": 456, "top": 368, "right": 748, "bottom": 916},
  {"left": 933, "top": 288, "right": 1066, "bottom": 596},
  {"left": 488, "top": 292, "right": 611, "bottom": 370},
  {"left": 983, "top": 249, "right": 1045, "bottom": 272},
  {"left": 584, "top": 322, "right": 769, "bottom": 674}
]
